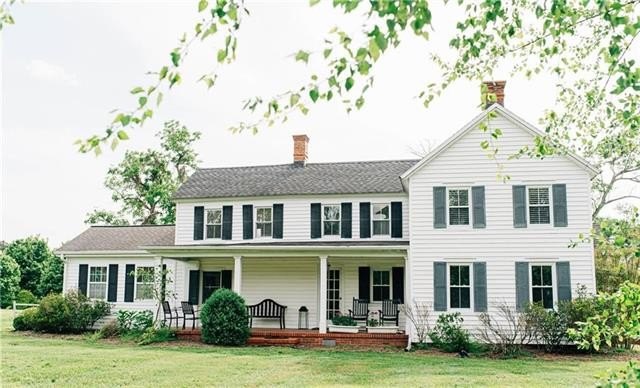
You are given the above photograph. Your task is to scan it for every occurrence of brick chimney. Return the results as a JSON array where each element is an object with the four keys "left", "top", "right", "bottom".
[
  {"left": 292, "top": 134, "right": 309, "bottom": 166},
  {"left": 482, "top": 80, "right": 506, "bottom": 109}
]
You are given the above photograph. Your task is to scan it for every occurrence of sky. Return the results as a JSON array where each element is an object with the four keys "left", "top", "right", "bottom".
[{"left": 2, "top": 1, "right": 636, "bottom": 247}]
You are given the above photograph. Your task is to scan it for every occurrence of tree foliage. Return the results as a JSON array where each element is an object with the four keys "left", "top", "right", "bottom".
[
  {"left": 38, "top": 253, "right": 64, "bottom": 297},
  {"left": 3, "top": 236, "right": 55, "bottom": 296},
  {"left": 94, "top": 120, "right": 200, "bottom": 225},
  {"left": 0, "top": 253, "right": 21, "bottom": 308}
]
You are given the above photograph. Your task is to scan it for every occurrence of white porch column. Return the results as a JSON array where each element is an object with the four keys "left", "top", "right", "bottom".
[
  {"left": 319, "top": 255, "right": 328, "bottom": 333},
  {"left": 233, "top": 256, "right": 242, "bottom": 294}
]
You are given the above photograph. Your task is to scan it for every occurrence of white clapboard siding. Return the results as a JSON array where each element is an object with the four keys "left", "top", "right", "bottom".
[
  {"left": 406, "top": 111, "right": 595, "bottom": 336},
  {"left": 174, "top": 193, "right": 409, "bottom": 245}
]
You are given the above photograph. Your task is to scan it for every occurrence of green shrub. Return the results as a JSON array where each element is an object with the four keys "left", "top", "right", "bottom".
[
  {"left": 13, "top": 307, "right": 38, "bottom": 331},
  {"left": 64, "top": 290, "right": 110, "bottom": 333},
  {"left": 331, "top": 315, "right": 358, "bottom": 326},
  {"left": 568, "top": 281, "right": 640, "bottom": 351},
  {"left": 200, "top": 289, "right": 250, "bottom": 346},
  {"left": 138, "top": 327, "right": 176, "bottom": 345},
  {"left": 429, "top": 313, "right": 471, "bottom": 352},
  {"left": 15, "top": 289, "right": 38, "bottom": 305},
  {"left": 596, "top": 362, "right": 640, "bottom": 387},
  {"left": 116, "top": 310, "right": 154, "bottom": 333},
  {"left": 95, "top": 320, "right": 120, "bottom": 339},
  {"left": 525, "top": 303, "right": 570, "bottom": 352},
  {"left": 35, "top": 293, "right": 71, "bottom": 333}
]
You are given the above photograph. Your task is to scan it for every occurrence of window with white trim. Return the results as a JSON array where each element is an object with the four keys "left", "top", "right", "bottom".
[
  {"left": 531, "top": 265, "right": 553, "bottom": 308},
  {"left": 372, "top": 270, "right": 391, "bottom": 302},
  {"left": 136, "top": 266, "right": 155, "bottom": 300},
  {"left": 88, "top": 266, "right": 108, "bottom": 300},
  {"left": 323, "top": 204, "right": 340, "bottom": 236},
  {"left": 255, "top": 207, "right": 272, "bottom": 238},
  {"left": 449, "top": 265, "right": 471, "bottom": 309},
  {"left": 528, "top": 187, "right": 551, "bottom": 224},
  {"left": 206, "top": 208, "right": 222, "bottom": 239},
  {"left": 372, "top": 203, "right": 390, "bottom": 236},
  {"left": 448, "top": 189, "right": 470, "bottom": 225}
]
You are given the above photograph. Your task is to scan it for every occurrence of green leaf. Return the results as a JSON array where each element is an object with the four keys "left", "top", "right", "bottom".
[
  {"left": 323, "top": 48, "right": 332, "bottom": 59},
  {"left": 198, "top": 0, "right": 208, "bottom": 12},
  {"left": 202, "top": 24, "right": 217, "bottom": 40},
  {"left": 156, "top": 92, "right": 164, "bottom": 106},
  {"left": 138, "top": 96, "right": 148, "bottom": 108},
  {"left": 355, "top": 97, "right": 365, "bottom": 109},
  {"left": 290, "top": 93, "right": 300, "bottom": 106},
  {"left": 345, "top": 77, "right": 354, "bottom": 91},
  {"left": 130, "top": 87, "right": 144, "bottom": 94},
  {"left": 159, "top": 66, "right": 168, "bottom": 80},
  {"left": 480, "top": 140, "right": 490, "bottom": 149},
  {"left": 369, "top": 39, "right": 380, "bottom": 61},
  {"left": 117, "top": 130, "right": 129, "bottom": 140},
  {"left": 228, "top": 5, "right": 238, "bottom": 21},
  {"left": 170, "top": 73, "right": 181, "bottom": 88},
  {"left": 217, "top": 49, "right": 227, "bottom": 63},
  {"left": 295, "top": 50, "right": 310, "bottom": 63},
  {"left": 309, "top": 87, "right": 319, "bottom": 102},
  {"left": 119, "top": 114, "right": 131, "bottom": 126},
  {"left": 170, "top": 51, "right": 181, "bottom": 67},
  {"left": 309, "top": 0, "right": 321, "bottom": 6}
]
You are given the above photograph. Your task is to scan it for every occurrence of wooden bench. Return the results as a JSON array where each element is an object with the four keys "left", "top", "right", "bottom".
[{"left": 246, "top": 299, "right": 287, "bottom": 329}]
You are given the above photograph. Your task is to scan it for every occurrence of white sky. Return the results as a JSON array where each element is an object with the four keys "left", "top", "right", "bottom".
[{"left": 2, "top": 1, "right": 636, "bottom": 247}]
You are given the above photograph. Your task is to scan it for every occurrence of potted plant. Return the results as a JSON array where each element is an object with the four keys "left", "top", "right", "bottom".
[
  {"left": 328, "top": 315, "right": 360, "bottom": 333},
  {"left": 366, "top": 314, "right": 398, "bottom": 334}
]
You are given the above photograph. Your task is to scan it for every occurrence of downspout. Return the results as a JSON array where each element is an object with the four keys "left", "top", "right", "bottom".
[{"left": 60, "top": 254, "right": 67, "bottom": 292}]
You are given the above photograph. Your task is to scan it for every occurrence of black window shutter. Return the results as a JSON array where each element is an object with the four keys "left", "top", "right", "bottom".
[
  {"left": 472, "top": 186, "right": 486, "bottom": 228},
  {"left": 78, "top": 264, "right": 88, "bottom": 296},
  {"left": 513, "top": 185, "right": 527, "bottom": 228},
  {"left": 433, "top": 262, "right": 447, "bottom": 311},
  {"left": 358, "top": 266, "right": 371, "bottom": 301},
  {"left": 124, "top": 264, "right": 135, "bottom": 302},
  {"left": 242, "top": 205, "right": 253, "bottom": 240},
  {"left": 391, "top": 202, "right": 403, "bottom": 238},
  {"left": 310, "top": 203, "right": 321, "bottom": 239},
  {"left": 188, "top": 270, "right": 200, "bottom": 305},
  {"left": 273, "top": 204, "right": 284, "bottom": 239},
  {"left": 221, "top": 270, "right": 233, "bottom": 290},
  {"left": 222, "top": 206, "right": 233, "bottom": 240},
  {"left": 392, "top": 267, "right": 404, "bottom": 303},
  {"left": 515, "top": 262, "right": 529, "bottom": 311},
  {"left": 341, "top": 203, "right": 352, "bottom": 238},
  {"left": 553, "top": 184, "right": 568, "bottom": 227},
  {"left": 193, "top": 206, "right": 204, "bottom": 240},
  {"left": 107, "top": 264, "right": 118, "bottom": 302},
  {"left": 433, "top": 187, "right": 447, "bottom": 229},
  {"left": 556, "top": 261, "right": 572, "bottom": 302},
  {"left": 473, "top": 262, "right": 487, "bottom": 312},
  {"left": 359, "top": 202, "right": 371, "bottom": 238}
]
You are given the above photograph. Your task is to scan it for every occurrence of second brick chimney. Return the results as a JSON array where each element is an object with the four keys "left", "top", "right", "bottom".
[
  {"left": 292, "top": 134, "right": 309, "bottom": 166},
  {"left": 482, "top": 80, "right": 506, "bottom": 109}
]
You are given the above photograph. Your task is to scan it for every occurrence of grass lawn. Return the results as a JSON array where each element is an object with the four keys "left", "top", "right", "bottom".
[{"left": 0, "top": 309, "right": 634, "bottom": 387}]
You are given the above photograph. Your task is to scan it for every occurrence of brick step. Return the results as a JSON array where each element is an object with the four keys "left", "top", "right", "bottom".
[{"left": 248, "top": 337, "right": 301, "bottom": 346}]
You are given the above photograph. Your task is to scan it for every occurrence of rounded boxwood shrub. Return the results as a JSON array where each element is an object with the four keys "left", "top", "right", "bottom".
[
  {"left": 36, "top": 293, "right": 71, "bottom": 333},
  {"left": 16, "top": 289, "right": 38, "bottom": 305},
  {"left": 200, "top": 289, "right": 250, "bottom": 346},
  {"left": 13, "top": 307, "right": 39, "bottom": 331}
]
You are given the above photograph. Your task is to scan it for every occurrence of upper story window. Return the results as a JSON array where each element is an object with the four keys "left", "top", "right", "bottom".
[
  {"left": 88, "top": 266, "right": 108, "bottom": 300},
  {"left": 372, "top": 269, "right": 391, "bottom": 302},
  {"left": 372, "top": 203, "right": 390, "bottom": 235},
  {"left": 256, "top": 207, "right": 272, "bottom": 238},
  {"left": 531, "top": 264, "right": 553, "bottom": 308},
  {"left": 323, "top": 204, "right": 340, "bottom": 236},
  {"left": 136, "top": 266, "right": 155, "bottom": 300},
  {"left": 206, "top": 209, "right": 222, "bottom": 239},
  {"left": 448, "top": 188, "right": 470, "bottom": 225},
  {"left": 528, "top": 187, "right": 551, "bottom": 224},
  {"left": 449, "top": 264, "right": 471, "bottom": 309}
]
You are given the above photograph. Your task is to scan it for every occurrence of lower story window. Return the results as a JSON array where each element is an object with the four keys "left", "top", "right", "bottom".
[
  {"left": 89, "top": 266, "right": 107, "bottom": 300},
  {"left": 372, "top": 270, "right": 391, "bottom": 302},
  {"left": 136, "top": 266, "right": 155, "bottom": 300},
  {"left": 531, "top": 265, "right": 553, "bottom": 308},
  {"left": 449, "top": 265, "right": 471, "bottom": 309}
]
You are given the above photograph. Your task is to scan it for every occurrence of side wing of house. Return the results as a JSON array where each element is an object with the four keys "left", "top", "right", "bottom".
[{"left": 405, "top": 107, "right": 595, "bottom": 332}]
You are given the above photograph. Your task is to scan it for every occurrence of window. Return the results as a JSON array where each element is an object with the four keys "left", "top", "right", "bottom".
[
  {"left": 528, "top": 187, "right": 551, "bottom": 224},
  {"left": 88, "top": 266, "right": 108, "bottom": 300},
  {"left": 448, "top": 189, "right": 470, "bottom": 225},
  {"left": 372, "top": 203, "right": 390, "bottom": 235},
  {"left": 255, "top": 207, "right": 272, "bottom": 238},
  {"left": 136, "top": 266, "right": 155, "bottom": 300},
  {"left": 206, "top": 209, "right": 222, "bottom": 239},
  {"left": 372, "top": 270, "right": 391, "bottom": 302},
  {"left": 531, "top": 265, "right": 553, "bottom": 308},
  {"left": 449, "top": 265, "right": 471, "bottom": 309},
  {"left": 323, "top": 205, "right": 340, "bottom": 236}
]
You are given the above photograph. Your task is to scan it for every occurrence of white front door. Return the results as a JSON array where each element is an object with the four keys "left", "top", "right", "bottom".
[{"left": 327, "top": 269, "right": 341, "bottom": 319}]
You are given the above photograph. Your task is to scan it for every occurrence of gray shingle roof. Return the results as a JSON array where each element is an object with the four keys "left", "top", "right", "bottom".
[
  {"left": 58, "top": 225, "right": 175, "bottom": 252},
  {"left": 173, "top": 159, "right": 418, "bottom": 199}
]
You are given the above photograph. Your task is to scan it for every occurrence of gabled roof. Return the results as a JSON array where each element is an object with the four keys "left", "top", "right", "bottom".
[
  {"left": 58, "top": 225, "right": 175, "bottom": 253},
  {"left": 173, "top": 159, "right": 419, "bottom": 200},
  {"left": 400, "top": 104, "right": 599, "bottom": 181}
]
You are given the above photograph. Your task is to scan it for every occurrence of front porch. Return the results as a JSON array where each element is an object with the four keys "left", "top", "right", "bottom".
[{"left": 177, "top": 328, "right": 409, "bottom": 348}]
